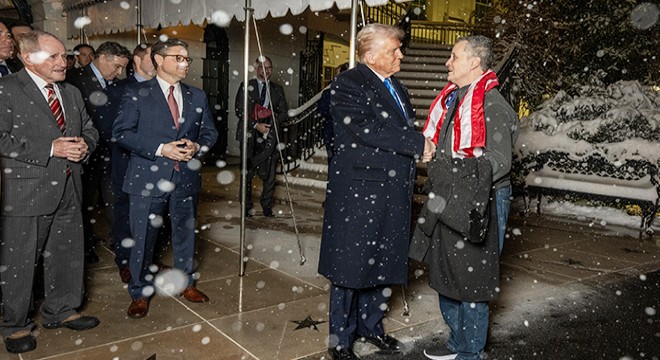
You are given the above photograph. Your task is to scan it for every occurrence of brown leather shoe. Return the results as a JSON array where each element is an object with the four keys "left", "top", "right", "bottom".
[
  {"left": 127, "top": 298, "right": 149, "bottom": 319},
  {"left": 119, "top": 267, "right": 131, "bottom": 283},
  {"left": 181, "top": 286, "right": 209, "bottom": 303}
]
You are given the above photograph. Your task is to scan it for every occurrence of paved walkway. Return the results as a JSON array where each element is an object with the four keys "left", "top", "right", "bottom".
[{"left": 2, "top": 164, "right": 658, "bottom": 359}]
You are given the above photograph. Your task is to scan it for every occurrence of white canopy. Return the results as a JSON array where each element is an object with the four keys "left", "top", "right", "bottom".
[{"left": 67, "top": 0, "right": 410, "bottom": 36}]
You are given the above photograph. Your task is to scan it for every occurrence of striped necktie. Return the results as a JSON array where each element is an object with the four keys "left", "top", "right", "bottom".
[
  {"left": 45, "top": 84, "right": 66, "bottom": 133},
  {"left": 45, "top": 84, "right": 71, "bottom": 177}
]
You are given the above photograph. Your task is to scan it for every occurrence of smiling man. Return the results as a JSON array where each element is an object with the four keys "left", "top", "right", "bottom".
[
  {"left": 0, "top": 30, "right": 99, "bottom": 354},
  {"left": 414, "top": 35, "right": 519, "bottom": 360},
  {"left": 113, "top": 38, "right": 217, "bottom": 319},
  {"left": 318, "top": 23, "right": 435, "bottom": 360}
]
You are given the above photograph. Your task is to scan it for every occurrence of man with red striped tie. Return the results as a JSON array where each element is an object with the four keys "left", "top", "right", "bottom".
[{"left": 0, "top": 30, "right": 99, "bottom": 354}]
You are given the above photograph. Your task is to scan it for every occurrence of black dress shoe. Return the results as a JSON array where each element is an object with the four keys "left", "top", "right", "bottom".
[
  {"left": 358, "top": 334, "right": 403, "bottom": 354},
  {"left": 85, "top": 248, "right": 100, "bottom": 264},
  {"left": 4, "top": 333, "right": 36, "bottom": 354},
  {"left": 329, "top": 347, "right": 361, "bottom": 360},
  {"left": 43, "top": 314, "right": 100, "bottom": 331},
  {"left": 263, "top": 209, "right": 274, "bottom": 217}
]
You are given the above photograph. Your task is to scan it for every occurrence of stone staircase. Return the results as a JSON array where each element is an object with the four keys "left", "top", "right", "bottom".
[{"left": 399, "top": 42, "right": 452, "bottom": 126}]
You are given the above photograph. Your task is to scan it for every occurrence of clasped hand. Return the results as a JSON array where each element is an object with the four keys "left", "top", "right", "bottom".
[
  {"left": 52, "top": 137, "right": 88, "bottom": 162},
  {"left": 255, "top": 122, "right": 271, "bottom": 135},
  {"left": 422, "top": 137, "right": 436, "bottom": 163},
  {"left": 162, "top": 138, "right": 199, "bottom": 162}
]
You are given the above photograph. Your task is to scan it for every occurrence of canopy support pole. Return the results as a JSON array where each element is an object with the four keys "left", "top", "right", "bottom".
[{"left": 239, "top": 0, "right": 252, "bottom": 277}]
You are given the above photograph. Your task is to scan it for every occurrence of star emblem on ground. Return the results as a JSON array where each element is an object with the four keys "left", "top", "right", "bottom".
[{"left": 291, "top": 315, "right": 326, "bottom": 331}]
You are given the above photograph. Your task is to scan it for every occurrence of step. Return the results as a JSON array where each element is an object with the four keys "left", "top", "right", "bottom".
[
  {"left": 405, "top": 48, "right": 452, "bottom": 58},
  {"left": 408, "top": 88, "right": 443, "bottom": 99},
  {"left": 397, "top": 72, "right": 447, "bottom": 81},
  {"left": 403, "top": 56, "right": 448, "bottom": 66},
  {"left": 400, "top": 63, "right": 448, "bottom": 73},
  {"left": 408, "top": 43, "right": 453, "bottom": 51}
]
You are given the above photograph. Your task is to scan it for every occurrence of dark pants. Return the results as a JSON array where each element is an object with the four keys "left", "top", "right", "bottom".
[
  {"left": 112, "top": 184, "right": 132, "bottom": 269},
  {"left": 82, "top": 146, "right": 114, "bottom": 251},
  {"left": 328, "top": 284, "right": 389, "bottom": 351},
  {"left": 242, "top": 156, "right": 276, "bottom": 213},
  {"left": 127, "top": 171, "right": 198, "bottom": 300},
  {"left": 0, "top": 177, "right": 83, "bottom": 337}
]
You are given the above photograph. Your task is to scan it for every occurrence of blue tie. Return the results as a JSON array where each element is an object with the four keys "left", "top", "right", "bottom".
[
  {"left": 384, "top": 78, "right": 404, "bottom": 115},
  {"left": 0, "top": 64, "right": 9, "bottom": 77}
]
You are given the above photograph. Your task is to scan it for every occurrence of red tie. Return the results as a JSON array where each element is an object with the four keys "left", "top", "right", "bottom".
[
  {"left": 167, "top": 85, "right": 180, "bottom": 171},
  {"left": 168, "top": 85, "right": 180, "bottom": 129},
  {"left": 46, "top": 84, "right": 71, "bottom": 177},
  {"left": 45, "top": 84, "right": 66, "bottom": 133}
]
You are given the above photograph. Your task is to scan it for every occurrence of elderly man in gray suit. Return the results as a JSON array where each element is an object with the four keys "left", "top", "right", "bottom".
[{"left": 0, "top": 30, "right": 100, "bottom": 354}]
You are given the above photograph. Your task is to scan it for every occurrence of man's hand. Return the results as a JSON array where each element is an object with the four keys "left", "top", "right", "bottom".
[
  {"left": 52, "top": 137, "right": 89, "bottom": 162},
  {"left": 422, "top": 137, "right": 436, "bottom": 163},
  {"left": 161, "top": 139, "right": 198, "bottom": 162},
  {"left": 255, "top": 122, "right": 271, "bottom": 135}
]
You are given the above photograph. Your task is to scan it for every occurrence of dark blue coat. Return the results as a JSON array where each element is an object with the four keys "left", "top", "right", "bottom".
[
  {"left": 318, "top": 63, "right": 425, "bottom": 288},
  {"left": 112, "top": 77, "right": 218, "bottom": 198}
]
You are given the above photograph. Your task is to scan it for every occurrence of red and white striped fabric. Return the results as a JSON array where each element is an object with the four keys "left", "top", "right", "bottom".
[{"left": 422, "top": 70, "right": 499, "bottom": 158}]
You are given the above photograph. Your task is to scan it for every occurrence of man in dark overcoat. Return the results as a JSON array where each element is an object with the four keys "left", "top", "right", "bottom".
[
  {"left": 410, "top": 35, "right": 519, "bottom": 360},
  {"left": 234, "top": 56, "right": 288, "bottom": 217},
  {"left": 318, "top": 23, "right": 435, "bottom": 360}
]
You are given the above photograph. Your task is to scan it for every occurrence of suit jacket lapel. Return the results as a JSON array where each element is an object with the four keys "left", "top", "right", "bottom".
[
  {"left": 17, "top": 71, "right": 66, "bottom": 137},
  {"left": 145, "top": 78, "right": 175, "bottom": 129},
  {"left": 58, "top": 84, "right": 76, "bottom": 136},
  {"left": 180, "top": 83, "right": 194, "bottom": 132},
  {"left": 358, "top": 64, "right": 409, "bottom": 127}
]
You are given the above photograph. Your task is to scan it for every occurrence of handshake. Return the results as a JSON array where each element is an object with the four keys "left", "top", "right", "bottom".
[{"left": 422, "top": 137, "right": 436, "bottom": 163}]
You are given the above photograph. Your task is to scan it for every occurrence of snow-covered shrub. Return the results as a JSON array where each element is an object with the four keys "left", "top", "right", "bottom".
[{"left": 514, "top": 81, "right": 659, "bottom": 189}]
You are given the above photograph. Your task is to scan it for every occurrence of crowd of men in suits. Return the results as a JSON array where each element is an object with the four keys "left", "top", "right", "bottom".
[
  {"left": 0, "top": 19, "right": 517, "bottom": 360},
  {"left": 0, "top": 22, "right": 217, "bottom": 354}
]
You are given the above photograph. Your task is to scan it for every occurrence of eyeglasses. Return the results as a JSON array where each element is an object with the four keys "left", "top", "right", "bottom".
[{"left": 162, "top": 54, "right": 193, "bottom": 64}]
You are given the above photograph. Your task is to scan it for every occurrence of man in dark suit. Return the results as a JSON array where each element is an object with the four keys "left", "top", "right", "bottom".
[
  {"left": 107, "top": 43, "right": 155, "bottom": 283},
  {"left": 113, "top": 38, "right": 218, "bottom": 319},
  {"left": 317, "top": 24, "right": 435, "bottom": 360},
  {"left": 0, "top": 21, "right": 18, "bottom": 77},
  {"left": 73, "top": 43, "right": 95, "bottom": 68},
  {"left": 234, "top": 56, "right": 289, "bottom": 217},
  {"left": 67, "top": 41, "right": 131, "bottom": 263},
  {"left": 5, "top": 21, "right": 32, "bottom": 72},
  {"left": 0, "top": 30, "right": 100, "bottom": 354}
]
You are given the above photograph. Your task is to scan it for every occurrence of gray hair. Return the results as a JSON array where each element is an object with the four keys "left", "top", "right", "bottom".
[
  {"left": 356, "top": 23, "right": 404, "bottom": 62},
  {"left": 456, "top": 35, "right": 493, "bottom": 71},
  {"left": 18, "top": 30, "right": 61, "bottom": 54}
]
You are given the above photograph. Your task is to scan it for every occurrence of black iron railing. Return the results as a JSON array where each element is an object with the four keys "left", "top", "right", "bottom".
[
  {"left": 275, "top": 91, "right": 325, "bottom": 173},
  {"left": 493, "top": 42, "right": 519, "bottom": 107}
]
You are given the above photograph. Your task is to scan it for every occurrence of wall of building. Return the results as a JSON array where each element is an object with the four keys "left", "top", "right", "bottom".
[{"left": 426, "top": 0, "right": 476, "bottom": 23}]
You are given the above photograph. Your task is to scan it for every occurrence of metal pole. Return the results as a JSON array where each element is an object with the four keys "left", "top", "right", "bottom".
[
  {"left": 136, "top": 0, "right": 143, "bottom": 45},
  {"left": 239, "top": 0, "right": 252, "bottom": 276},
  {"left": 349, "top": 0, "right": 359, "bottom": 68}
]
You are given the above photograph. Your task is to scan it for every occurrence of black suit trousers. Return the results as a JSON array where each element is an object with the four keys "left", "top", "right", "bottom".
[{"left": 0, "top": 177, "right": 84, "bottom": 337}]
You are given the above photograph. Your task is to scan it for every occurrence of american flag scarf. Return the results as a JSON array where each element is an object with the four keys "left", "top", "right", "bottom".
[{"left": 422, "top": 70, "right": 499, "bottom": 158}]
